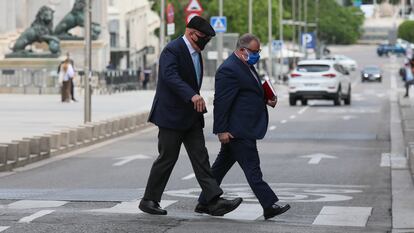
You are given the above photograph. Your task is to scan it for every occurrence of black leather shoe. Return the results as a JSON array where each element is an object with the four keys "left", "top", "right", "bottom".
[
  {"left": 194, "top": 203, "right": 209, "bottom": 214},
  {"left": 208, "top": 197, "right": 243, "bottom": 216},
  {"left": 263, "top": 203, "right": 290, "bottom": 220},
  {"left": 139, "top": 199, "right": 167, "bottom": 215}
]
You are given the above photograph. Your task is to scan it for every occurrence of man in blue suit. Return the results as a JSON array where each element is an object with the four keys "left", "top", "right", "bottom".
[
  {"left": 196, "top": 34, "right": 290, "bottom": 220},
  {"left": 139, "top": 16, "right": 242, "bottom": 216}
]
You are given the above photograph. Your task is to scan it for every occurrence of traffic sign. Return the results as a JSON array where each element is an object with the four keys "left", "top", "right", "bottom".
[
  {"left": 186, "top": 12, "right": 200, "bottom": 24},
  {"left": 272, "top": 40, "right": 283, "bottom": 52},
  {"left": 210, "top": 16, "right": 227, "bottom": 33},
  {"left": 166, "top": 3, "right": 174, "bottom": 24},
  {"left": 300, "top": 32, "right": 316, "bottom": 49},
  {"left": 185, "top": 0, "right": 203, "bottom": 14},
  {"left": 167, "top": 23, "right": 175, "bottom": 35}
]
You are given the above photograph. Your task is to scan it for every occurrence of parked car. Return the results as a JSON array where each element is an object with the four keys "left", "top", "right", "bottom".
[
  {"left": 377, "top": 44, "right": 406, "bottom": 57},
  {"left": 361, "top": 66, "right": 382, "bottom": 82},
  {"left": 323, "top": 55, "right": 358, "bottom": 71},
  {"left": 288, "top": 60, "right": 351, "bottom": 106}
]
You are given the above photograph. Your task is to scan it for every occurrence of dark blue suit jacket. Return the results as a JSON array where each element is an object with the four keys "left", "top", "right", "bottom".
[
  {"left": 148, "top": 37, "right": 205, "bottom": 130},
  {"left": 213, "top": 53, "right": 269, "bottom": 140}
]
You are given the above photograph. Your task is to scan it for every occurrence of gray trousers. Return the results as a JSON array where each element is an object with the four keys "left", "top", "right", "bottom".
[{"left": 143, "top": 120, "right": 223, "bottom": 203}]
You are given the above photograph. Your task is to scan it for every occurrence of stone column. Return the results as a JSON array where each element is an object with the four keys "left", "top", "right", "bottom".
[
  {"left": 0, "top": 0, "right": 17, "bottom": 34},
  {"left": 92, "top": 0, "right": 110, "bottom": 70}
]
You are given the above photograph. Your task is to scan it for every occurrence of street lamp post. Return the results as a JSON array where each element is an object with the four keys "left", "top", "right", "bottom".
[
  {"left": 279, "top": 0, "right": 283, "bottom": 82},
  {"left": 84, "top": 0, "right": 92, "bottom": 123},
  {"left": 268, "top": 0, "right": 272, "bottom": 80},
  {"left": 304, "top": 0, "right": 308, "bottom": 59},
  {"left": 160, "top": 0, "right": 165, "bottom": 50},
  {"left": 248, "top": 0, "right": 253, "bottom": 33},
  {"left": 217, "top": 0, "right": 223, "bottom": 68}
]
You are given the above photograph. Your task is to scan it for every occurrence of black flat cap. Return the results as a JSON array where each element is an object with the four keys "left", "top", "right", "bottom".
[{"left": 187, "top": 16, "right": 216, "bottom": 37}]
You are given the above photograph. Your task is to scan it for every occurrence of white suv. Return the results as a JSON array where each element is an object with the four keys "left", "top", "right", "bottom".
[
  {"left": 288, "top": 60, "right": 352, "bottom": 106},
  {"left": 324, "top": 55, "right": 358, "bottom": 71}
]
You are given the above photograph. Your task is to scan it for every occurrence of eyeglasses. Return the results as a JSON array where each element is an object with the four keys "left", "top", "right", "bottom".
[{"left": 243, "top": 47, "right": 262, "bottom": 54}]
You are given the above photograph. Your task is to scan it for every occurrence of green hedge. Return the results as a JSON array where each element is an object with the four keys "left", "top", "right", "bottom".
[{"left": 398, "top": 21, "right": 414, "bottom": 43}]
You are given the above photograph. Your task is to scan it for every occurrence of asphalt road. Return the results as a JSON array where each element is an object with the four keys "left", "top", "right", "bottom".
[{"left": 0, "top": 45, "right": 404, "bottom": 233}]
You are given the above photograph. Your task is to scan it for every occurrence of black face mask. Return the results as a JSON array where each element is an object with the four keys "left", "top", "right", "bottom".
[{"left": 194, "top": 35, "right": 211, "bottom": 51}]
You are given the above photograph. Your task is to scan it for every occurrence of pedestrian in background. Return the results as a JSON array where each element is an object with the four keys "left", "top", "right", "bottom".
[
  {"left": 58, "top": 59, "right": 75, "bottom": 102},
  {"left": 142, "top": 68, "right": 151, "bottom": 90},
  {"left": 139, "top": 16, "right": 242, "bottom": 216},
  {"left": 196, "top": 33, "right": 290, "bottom": 220},
  {"left": 58, "top": 53, "right": 77, "bottom": 102},
  {"left": 404, "top": 59, "right": 414, "bottom": 98}
]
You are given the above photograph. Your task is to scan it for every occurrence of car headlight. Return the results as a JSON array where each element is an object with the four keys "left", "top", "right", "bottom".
[
  {"left": 374, "top": 74, "right": 381, "bottom": 78},
  {"left": 363, "top": 74, "right": 369, "bottom": 77}
]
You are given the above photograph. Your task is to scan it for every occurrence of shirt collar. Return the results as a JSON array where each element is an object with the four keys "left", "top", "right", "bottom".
[{"left": 182, "top": 35, "right": 197, "bottom": 55}]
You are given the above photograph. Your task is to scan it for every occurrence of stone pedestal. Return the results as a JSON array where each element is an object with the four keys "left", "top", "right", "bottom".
[
  {"left": 0, "top": 57, "right": 61, "bottom": 94},
  {"left": 60, "top": 40, "right": 108, "bottom": 71}
]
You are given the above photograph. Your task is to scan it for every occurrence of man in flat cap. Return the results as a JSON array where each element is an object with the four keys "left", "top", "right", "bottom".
[{"left": 139, "top": 16, "right": 242, "bottom": 216}]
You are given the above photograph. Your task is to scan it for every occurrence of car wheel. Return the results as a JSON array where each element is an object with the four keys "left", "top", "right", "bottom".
[
  {"left": 301, "top": 99, "right": 308, "bottom": 106},
  {"left": 289, "top": 96, "right": 297, "bottom": 106},
  {"left": 344, "top": 86, "right": 351, "bottom": 105},
  {"left": 334, "top": 87, "right": 342, "bottom": 106}
]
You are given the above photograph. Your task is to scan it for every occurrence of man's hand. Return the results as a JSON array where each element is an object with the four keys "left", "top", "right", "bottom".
[
  {"left": 267, "top": 96, "right": 278, "bottom": 108},
  {"left": 218, "top": 132, "right": 234, "bottom": 144},
  {"left": 191, "top": 94, "right": 206, "bottom": 113}
]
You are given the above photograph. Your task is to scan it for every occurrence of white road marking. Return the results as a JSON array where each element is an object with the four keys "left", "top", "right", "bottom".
[
  {"left": 219, "top": 203, "right": 263, "bottom": 220},
  {"left": 281, "top": 120, "right": 287, "bottom": 124},
  {"left": 90, "top": 200, "right": 177, "bottom": 214},
  {"left": 112, "top": 154, "right": 151, "bottom": 166},
  {"left": 313, "top": 206, "right": 372, "bottom": 227},
  {"left": 181, "top": 173, "right": 196, "bottom": 180},
  {"left": 298, "top": 106, "right": 309, "bottom": 115},
  {"left": 300, "top": 153, "right": 337, "bottom": 165},
  {"left": 7, "top": 200, "right": 67, "bottom": 209},
  {"left": 317, "top": 108, "right": 380, "bottom": 114},
  {"left": 165, "top": 183, "right": 366, "bottom": 203},
  {"left": 0, "top": 227, "right": 9, "bottom": 232},
  {"left": 380, "top": 153, "right": 391, "bottom": 167},
  {"left": 290, "top": 115, "right": 296, "bottom": 119},
  {"left": 269, "top": 125, "right": 277, "bottom": 131},
  {"left": 342, "top": 115, "right": 357, "bottom": 121},
  {"left": 18, "top": 210, "right": 55, "bottom": 223}
]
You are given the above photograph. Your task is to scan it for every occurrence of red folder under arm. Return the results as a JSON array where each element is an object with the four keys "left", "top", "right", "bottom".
[{"left": 262, "top": 79, "right": 276, "bottom": 101}]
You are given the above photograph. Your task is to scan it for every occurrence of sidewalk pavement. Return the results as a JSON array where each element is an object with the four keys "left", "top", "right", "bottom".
[
  {"left": 0, "top": 90, "right": 215, "bottom": 144},
  {"left": 392, "top": 92, "right": 414, "bottom": 232}
]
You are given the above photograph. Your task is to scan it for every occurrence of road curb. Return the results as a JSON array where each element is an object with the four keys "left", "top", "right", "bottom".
[
  {"left": 391, "top": 93, "right": 414, "bottom": 232},
  {"left": 0, "top": 112, "right": 150, "bottom": 172}
]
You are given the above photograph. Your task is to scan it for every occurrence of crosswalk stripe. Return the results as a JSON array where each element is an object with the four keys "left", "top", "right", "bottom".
[
  {"left": 0, "top": 227, "right": 9, "bottom": 232},
  {"left": 7, "top": 200, "right": 67, "bottom": 209},
  {"left": 89, "top": 200, "right": 177, "bottom": 214},
  {"left": 313, "top": 206, "right": 372, "bottom": 227},
  {"left": 18, "top": 210, "right": 55, "bottom": 223},
  {"left": 218, "top": 204, "right": 263, "bottom": 221},
  {"left": 380, "top": 153, "right": 391, "bottom": 167},
  {"left": 181, "top": 173, "right": 196, "bottom": 180}
]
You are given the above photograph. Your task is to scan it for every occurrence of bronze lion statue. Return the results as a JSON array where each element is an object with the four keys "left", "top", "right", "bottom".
[
  {"left": 9, "top": 5, "right": 60, "bottom": 56},
  {"left": 54, "top": 0, "right": 101, "bottom": 40}
]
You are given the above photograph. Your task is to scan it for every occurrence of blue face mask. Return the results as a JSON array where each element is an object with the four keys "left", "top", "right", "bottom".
[{"left": 245, "top": 50, "right": 260, "bottom": 65}]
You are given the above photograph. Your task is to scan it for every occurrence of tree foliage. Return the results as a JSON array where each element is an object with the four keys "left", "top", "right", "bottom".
[
  {"left": 151, "top": 0, "right": 363, "bottom": 45},
  {"left": 316, "top": 0, "right": 364, "bottom": 44},
  {"left": 398, "top": 20, "right": 414, "bottom": 43}
]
